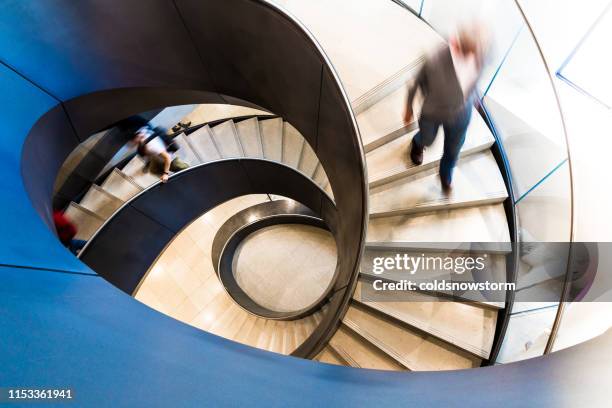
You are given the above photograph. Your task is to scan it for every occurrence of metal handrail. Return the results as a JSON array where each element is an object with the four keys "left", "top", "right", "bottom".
[{"left": 511, "top": 0, "right": 576, "bottom": 354}]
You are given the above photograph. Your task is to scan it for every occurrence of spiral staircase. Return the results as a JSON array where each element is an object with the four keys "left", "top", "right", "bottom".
[
  {"left": 2, "top": 0, "right": 610, "bottom": 406},
  {"left": 64, "top": 69, "right": 509, "bottom": 369}
]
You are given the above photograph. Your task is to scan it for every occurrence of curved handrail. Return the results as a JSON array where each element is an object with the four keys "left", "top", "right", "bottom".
[
  {"left": 79, "top": 159, "right": 335, "bottom": 286},
  {"left": 78, "top": 158, "right": 347, "bottom": 356},
  {"left": 211, "top": 199, "right": 321, "bottom": 273},
  {"left": 477, "top": 103, "right": 520, "bottom": 364},
  {"left": 510, "top": 0, "right": 576, "bottom": 354},
  {"left": 216, "top": 213, "right": 331, "bottom": 321}
]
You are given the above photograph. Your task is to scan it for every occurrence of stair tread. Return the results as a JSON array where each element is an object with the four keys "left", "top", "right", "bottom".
[
  {"left": 221, "top": 307, "right": 251, "bottom": 341},
  {"left": 188, "top": 125, "right": 222, "bottom": 162},
  {"left": 352, "top": 53, "right": 427, "bottom": 115},
  {"left": 191, "top": 291, "right": 233, "bottom": 332},
  {"left": 298, "top": 141, "right": 319, "bottom": 178},
  {"left": 64, "top": 202, "right": 105, "bottom": 241},
  {"left": 236, "top": 117, "right": 264, "bottom": 158},
  {"left": 232, "top": 315, "right": 259, "bottom": 344},
  {"left": 173, "top": 133, "right": 201, "bottom": 165},
  {"left": 120, "top": 156, "right": 159, "bottom": 189},
  {"left": 357, "top": 83, "right": 417, "bottom": 152},
  {"left": 265, "top": 321, "right": 284, "bottom": 353},
  {"left": 292, "top": 314, "right": 316, "bottom": 345},
  {"left": 121, "top": 154, "right": 145, "bottom": 175},
  {"left": 212, "top": 120, "right": 243, "bottom": 157},
  {"left": 260, "top": 117, "right": 283, "bottom": 162},
  {"left": 369, "top": 151, "right": 508, "bottom": 217},
  {"left": 282, "top": 121, "right": 304, "bottom": 169},
  {"left": 343, "top": 304, "right": 480, "bottom": 371},
  {"left": 316, "top": 347, "right": 347, "bottom": 366},
  {"left": 207, "top": 302, "right": 244, "bottom": 338},
  {"left": 329, "top": 325, "right": 404, "bottom": 370},
  {"left": 100, "top": 169, "right": 143, "bottom": 202},
  {"left": 353, "top": 281, "right": 496, "bottom": 358},
  {"left": 312, "top": 163, "right": 329, "bottom": 190},
  {"left": 283, "top": 323, "right": 297, "bottom": 355},
  {"left": 79, "top": 184, "right": 124, "bottom": 219},
  {"left": 366, "top": 110, "right": 494, "bottom": 186},
  {"left": 367, "top": 203, "right": 510, "bottom": 243}
]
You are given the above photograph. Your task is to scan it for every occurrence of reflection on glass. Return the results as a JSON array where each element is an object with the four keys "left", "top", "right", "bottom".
[
  {"left": 497, "top": 305, "right": 558, "bottom": 363},
  {"left": 516, "top": 160, "right": 571, "bottom": 242},
  {"left": 484, "top": 27, "right": 567, "bottom": 198},
  {"left": 559, "top": 3, "right": 612, "bottom": 109}
]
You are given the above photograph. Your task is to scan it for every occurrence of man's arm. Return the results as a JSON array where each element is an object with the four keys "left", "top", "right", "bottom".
[
  {"left": 159, "top": 151, "right": 172, "bottom": 183},
  {"left": 404, "top": 65, "right": 426, "bottom": 125}
]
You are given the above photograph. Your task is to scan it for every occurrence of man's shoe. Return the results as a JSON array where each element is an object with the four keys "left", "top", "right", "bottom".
[
  {"left": 410, "top": 140, "right": 424, "bottom": 165},
  {"left": 440, "top": 174, "right": 452, "bottom": 195}
]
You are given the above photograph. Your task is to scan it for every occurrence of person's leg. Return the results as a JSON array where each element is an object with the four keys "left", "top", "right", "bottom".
[
  {"left": 69, "top": 239, "right": 87, "bottom": 255},
  {"left": 440, "top": 108, "right": 472, "bottom": 189},
  {"left": 410, "top": 117, "right": 440, "bottom": 165},
  {"left": 170, "top": 158, "right": 189, "bottom": 172}
]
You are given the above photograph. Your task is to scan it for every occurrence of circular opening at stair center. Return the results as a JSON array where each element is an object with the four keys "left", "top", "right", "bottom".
[{"left": 232, "top": 224, "right": 337, "bottom": 313}]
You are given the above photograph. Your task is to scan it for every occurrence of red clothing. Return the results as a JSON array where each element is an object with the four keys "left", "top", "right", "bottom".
[{"left": 53, "top": 210, "right": 77, "bottom": 245}]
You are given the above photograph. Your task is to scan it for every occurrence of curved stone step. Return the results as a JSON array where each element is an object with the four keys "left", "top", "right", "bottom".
[
  {"left": 328, "top": 325, "right": 404, "bottom": 370},
  {"left": 352, "top": 55, "right": 425, "bottom": 115},
  {"left": 367, "top": 203, "right": 510, "bottom": 244},
  {"left": 100, "top": 168, "right": 143, "bottom": 201},
  {"left": 343, "top": 303, "right": 480, "bottom": 371},
  {"left": 367, "top": 110, "right": 495, "bottom": 187},
  {"left": 208, "top": 301, "right": 245, "bottom": 338},
  {"left": 211, "top": 120, "right": 244, "bottom": 158},
  {"left": 187, "top": 125, "right": 222, "bottom": 162},
  {"left": 353, "top": 281, "right": 497, "bottom": 359},
  {"left": 232, "top": 315, "right": 259, "bottom": 344},
  {"left": 120, "top": 156, "right": 159, "bottom": 189},
  {"left": 312, "top": 163, "right": 328, "bottom": 190},
  {"left": 282, "top": 121, "right": 305, "bottom": 169},
  {"left": 259, "top": 117, "right": 283, "bottom": 162},
  {"left": 298, "top": 140, "right": 319, "bottom": 178},
  {"left": 235, "top": 117, "right": 264, "bottom": 158},
  {"left": 220, "top": 305, "right": 251, "bottom": 341},
  {"left": 357, "top": 83, "right": 419, "bottom": 152},
  {"left": 79, "top": 184, "right": 124, "bottom": 219},
  {"left": 173, "top": 133, "right": 201, "bottom": 166},
  {"left": 315, "top": 346, "right": 347, "bottom": 366},
  {"left": 64, "top": 202, "right": 105, "bottom": 241},
  {"left": 369, "top": 151, "right": 508, "bottom": 218}
]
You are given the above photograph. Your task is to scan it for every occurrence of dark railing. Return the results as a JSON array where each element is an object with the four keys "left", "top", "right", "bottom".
[
  {"left": 18, "top": 0, "right": 368, "bottom": 361},
  {"left": 216, "top": 214, "right": 330, "bottom": 321},
  {"left": 79, "top": 159, "right": 345, "bottom": 357}
]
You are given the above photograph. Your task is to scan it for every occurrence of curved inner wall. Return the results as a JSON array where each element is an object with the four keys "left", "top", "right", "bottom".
[{"left": 233, "top": 224, "right": 337, "bottom": 313}]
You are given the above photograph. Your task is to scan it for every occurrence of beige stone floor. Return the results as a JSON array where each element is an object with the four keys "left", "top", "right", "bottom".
[{"left": 233, "top": 224, "right": 337, "bottom": 312}]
